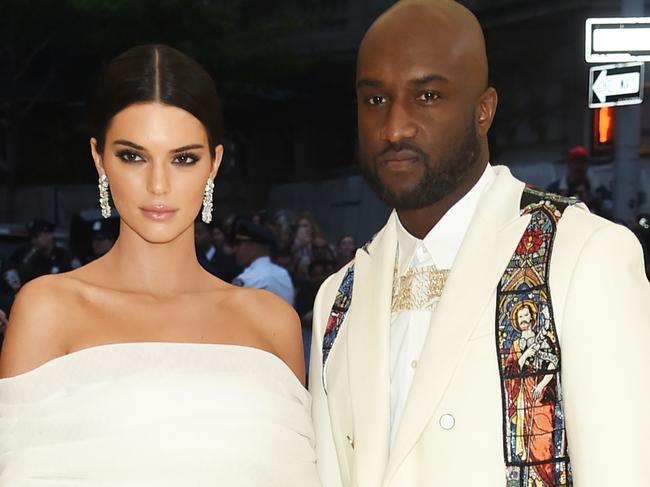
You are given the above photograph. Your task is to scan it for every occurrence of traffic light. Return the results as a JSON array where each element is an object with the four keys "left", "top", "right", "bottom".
[{"left": 593, "top": 106, "right": 614, "bottom": 153}]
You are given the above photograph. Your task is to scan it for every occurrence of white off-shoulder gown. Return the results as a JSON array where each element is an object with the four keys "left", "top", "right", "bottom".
[{"left": 0, "top": 342, "right": 321, "bottom": 487}]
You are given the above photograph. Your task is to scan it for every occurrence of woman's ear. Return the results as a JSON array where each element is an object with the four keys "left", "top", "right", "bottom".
[
  {"left": 90, "top": 137, "right": 105, "bottom": 177},
  {"left": 210, "top": 144, "right": 224, "bottom": 180}
]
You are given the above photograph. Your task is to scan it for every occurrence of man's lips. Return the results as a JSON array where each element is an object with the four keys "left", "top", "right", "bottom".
[{"left": 379, "top": 152, "right": 421, "bottom": 171}]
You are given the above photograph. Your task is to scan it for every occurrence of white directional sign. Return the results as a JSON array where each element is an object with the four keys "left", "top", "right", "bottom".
[
  {"left": 589, "top": 62, "right": 644, "bottom": 108},
  {"left": 586, "top": 17, "right": 650, "bottom": 62}
]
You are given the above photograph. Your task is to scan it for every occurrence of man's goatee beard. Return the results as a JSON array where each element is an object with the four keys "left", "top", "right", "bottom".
[{"left": 359, "top": 121, "right": 482, "bottom": 210}]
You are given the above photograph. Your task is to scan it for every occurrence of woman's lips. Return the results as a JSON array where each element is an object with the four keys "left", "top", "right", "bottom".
[{"left": 139, "top": 206, "right": 179, "bottom": 221}]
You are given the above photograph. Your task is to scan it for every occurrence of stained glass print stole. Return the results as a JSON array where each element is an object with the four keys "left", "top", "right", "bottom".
[
  {"left": 322, "top": 266, "right": 354, "bottom": 393},
  {"left": 496, "top": 193, "right": 574, "bottom": 487},
  {"left": 321, "top": 238, "right": 374, "bottom": 393}
]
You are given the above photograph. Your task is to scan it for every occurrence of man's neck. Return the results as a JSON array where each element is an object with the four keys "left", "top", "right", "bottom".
[
  {"left": 567, "top": 175, "right": 588, "bottom": 187},
  {"left": 39, "top": 245, "right": 54, "bottom": 257},
  {"left": 397, "top": 161, "right": 487, "bottom": 239},
  {"left": 248, "top": 253, "right": 270, "bottom": 266}
]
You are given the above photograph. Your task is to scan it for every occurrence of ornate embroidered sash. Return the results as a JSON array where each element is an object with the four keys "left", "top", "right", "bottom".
[
  {"left": 497, "top": 187, "right": 576, "bottom": 486},
  {"left": 321, "top": 188, "right": 577, "bottom": 487}
]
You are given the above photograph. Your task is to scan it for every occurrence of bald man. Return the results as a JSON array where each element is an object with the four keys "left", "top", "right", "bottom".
[{"left": 309, "top": 1, "right": 650, "bottom": 486}]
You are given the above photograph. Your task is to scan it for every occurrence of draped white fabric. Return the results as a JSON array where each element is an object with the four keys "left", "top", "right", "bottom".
[{"left": 0, "top": 342, "right": 320, "bottom": 487}]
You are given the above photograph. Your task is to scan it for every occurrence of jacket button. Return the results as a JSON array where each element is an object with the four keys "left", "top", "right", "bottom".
[
  {"left": 346, "top": 435, "right": 355, "bottom": 449},
  {"left": 439, "top": 414, "right": 455, "bottom": 430}
]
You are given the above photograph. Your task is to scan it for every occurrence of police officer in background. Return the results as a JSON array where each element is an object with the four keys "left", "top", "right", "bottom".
[
  {"left": 0, "top": 254, "right": 20, "bottom": 297},
  {"left": 9, "top": 219, "right": 80, "bottom": 287},
  {"left": 84, "top": 219, "right": 117, "bottom": 264},
  {"left": 232, "top": 220, "right": 295, "bottom": 305},
  {"left": 546, "top": 145, "right": 613, "bottom": 219},
  {"left": 195, "top": 219, "right": 238, "bottom": 283}
]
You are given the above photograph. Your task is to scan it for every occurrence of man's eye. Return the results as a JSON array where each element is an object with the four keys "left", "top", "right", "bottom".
[
  {"left": 418, "top": 91, "right": 440, "bottom": 102},
  {"left": 116, "top": 150, "right": 144, "bottom": 163},
  {"left": 368, "top": 95, "right": 387, "bottom": 106},
  {"left": 173, "top": 153, "right": 199, "bottom": 165}
]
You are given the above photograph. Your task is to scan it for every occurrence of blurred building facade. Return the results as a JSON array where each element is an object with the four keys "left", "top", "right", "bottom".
[
  {"left": 1, "top": 0, "right": 649, "bottom": 243},
  {"left": 265, "top": 0, "right": 650, "bottom": 242}
]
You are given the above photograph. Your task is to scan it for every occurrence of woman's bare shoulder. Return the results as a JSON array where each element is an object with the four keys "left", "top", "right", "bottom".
[
  {"left": 226, "top": 287, "right": 300, "bottom": 337},
  {"left": 0, "top": 273, "right": 85, "bottom": 378},
  {"left": 224, "top": 287, "right": 304, "bottom": 383}
]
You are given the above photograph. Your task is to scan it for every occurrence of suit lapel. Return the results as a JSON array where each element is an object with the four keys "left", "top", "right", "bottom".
[
  {"left": 346, "top": 213, "right": 397, "bottom": 486},
  {"left": 386, "top": 167, "right": 529, "bottom": 479}
]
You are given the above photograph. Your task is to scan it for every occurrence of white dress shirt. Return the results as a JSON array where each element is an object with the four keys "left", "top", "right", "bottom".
[{"left": 389, "top": 164, "right": 496, "bottom": 447}]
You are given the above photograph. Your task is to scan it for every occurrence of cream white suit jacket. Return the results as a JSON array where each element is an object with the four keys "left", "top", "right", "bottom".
[{"left": 309, "top": 166, "right": 650, "bottom": 487}]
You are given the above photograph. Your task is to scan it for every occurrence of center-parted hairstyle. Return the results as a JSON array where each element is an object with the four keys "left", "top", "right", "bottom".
[{"left": 90, "top": 44, "right": 224, "bottom": 156}]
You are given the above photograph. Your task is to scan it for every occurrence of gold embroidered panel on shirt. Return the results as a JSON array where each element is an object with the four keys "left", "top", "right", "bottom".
[{"left": 391, "top": 266, "right": 450, "bottom": 312}]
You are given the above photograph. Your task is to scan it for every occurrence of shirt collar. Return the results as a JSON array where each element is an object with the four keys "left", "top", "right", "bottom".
[{"left": 395, "top": 163, "right": 496, "bottom": 274}]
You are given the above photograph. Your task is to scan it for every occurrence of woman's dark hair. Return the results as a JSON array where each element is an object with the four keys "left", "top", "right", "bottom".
[{"left": 90, "top": 44, "right": 223, "bottom": 155}]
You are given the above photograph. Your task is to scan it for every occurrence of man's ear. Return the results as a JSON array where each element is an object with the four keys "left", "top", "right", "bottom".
[{"left": 476, "top": 87, "right": 498, "bottom": 135}]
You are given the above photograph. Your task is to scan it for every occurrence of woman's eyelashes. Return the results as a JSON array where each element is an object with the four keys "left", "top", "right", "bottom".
[
  {"left": 172, "top": 152, "right": 200, "bottom": 165},
  {"left": 114, "top": 150, "right": 200, "bottom": 165},
  {"left": 115, "top": 149, "right": 144, "bottom": 163}
]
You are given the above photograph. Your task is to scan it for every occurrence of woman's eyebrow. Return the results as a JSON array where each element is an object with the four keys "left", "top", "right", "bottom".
[
  {"left": 112, "top": 141, "right": 205, "bottom": 153},
  {"left": 113, "top": 139, "right": 146, "bottom": 150},
  {"left": 170, "top": 144, "right": 204, "bottom": 153}
]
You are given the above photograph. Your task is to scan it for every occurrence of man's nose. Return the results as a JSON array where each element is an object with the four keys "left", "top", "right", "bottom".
[{"left": 381, "top": 101, "right": 417, "bottom": 142}]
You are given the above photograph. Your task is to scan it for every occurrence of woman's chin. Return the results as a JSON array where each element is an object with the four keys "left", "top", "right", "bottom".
[{"left": 121, "top": 218, "right": 193, "bottom": 246}]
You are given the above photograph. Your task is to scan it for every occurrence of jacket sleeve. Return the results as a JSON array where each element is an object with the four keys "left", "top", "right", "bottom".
[
  {"left": 560, "top": 223, "right": 650, "bottom": 485},
  {"left": 309, "top": 273, "right": 344, "bottom": 487}
]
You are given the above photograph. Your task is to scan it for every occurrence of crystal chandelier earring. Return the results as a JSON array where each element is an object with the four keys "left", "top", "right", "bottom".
[
  {"left": 202, "top": 178, "right": 214, "bottom": 224},
  {"left": 98, "top": 174, "right": 112, "bottom": 219}
]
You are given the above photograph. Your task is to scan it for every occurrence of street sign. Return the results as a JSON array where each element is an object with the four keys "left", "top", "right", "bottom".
[
  {"left": 589, "top": 62, "right": 644, "bottom": 108},
  {"left": 586, "top": 17, "right": 650, "bottom": 63}
]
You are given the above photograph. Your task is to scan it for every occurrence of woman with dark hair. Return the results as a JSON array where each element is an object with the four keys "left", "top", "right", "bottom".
[
  {"left": 0, "top": 45, "right": 320, "bottom": 486},
  {"left": 291, "top": 211, "right": 323, "bottom": 280}
]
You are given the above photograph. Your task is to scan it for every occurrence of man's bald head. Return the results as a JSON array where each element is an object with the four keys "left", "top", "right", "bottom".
[
  {"left": 359, "top": 0, "right": 489, "bottom": 93},
  {"left": 355, "top": 0, "right": 497, "bottom": 215}
]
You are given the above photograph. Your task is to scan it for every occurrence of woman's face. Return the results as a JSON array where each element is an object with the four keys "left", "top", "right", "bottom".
[
  {"left": 297, "top": 218, "right": 312, "bottom": 237},
  {"left": 91, "top": 103, "right": 222, "bottom": 244}
]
